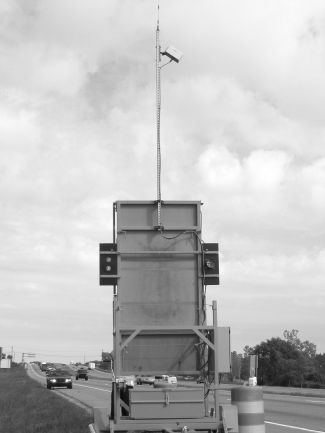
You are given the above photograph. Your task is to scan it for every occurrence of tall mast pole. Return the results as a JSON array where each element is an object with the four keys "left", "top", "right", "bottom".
[{"left": 156, "top": 7, "right": 162, "bottom": 228}]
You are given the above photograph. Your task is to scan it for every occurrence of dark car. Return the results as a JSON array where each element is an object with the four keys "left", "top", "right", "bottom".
[
  {"left": 75, "top": 368, "right": 88, "bottom": 381},
  {"left": 136, "top": 376, "right": 155, "bottom": 385},
  {"left": 46, "top": 370, "right": 73, "bottom": 389}
]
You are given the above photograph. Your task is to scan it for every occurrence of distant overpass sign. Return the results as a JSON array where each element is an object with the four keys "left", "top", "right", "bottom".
[{"left": 22, "top": 353, "right": 36, "bottom": 362}]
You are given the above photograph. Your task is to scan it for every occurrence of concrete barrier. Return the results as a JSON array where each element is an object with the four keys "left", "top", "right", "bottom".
[{"left": 231, "top": 386, "right": 265, "bottom": 433}]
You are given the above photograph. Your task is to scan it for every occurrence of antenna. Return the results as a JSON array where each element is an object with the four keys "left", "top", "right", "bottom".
[
  {"left": 156, "top": 6, "right": 162, "bottom": 228},
  {"left": 155, "top": 4, "right": 183, "bottom": 229}
]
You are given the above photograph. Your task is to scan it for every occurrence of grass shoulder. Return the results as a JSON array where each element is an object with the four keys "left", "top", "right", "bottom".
[{"left": 0, "top": 365, "right": 92, "bottom": 433}]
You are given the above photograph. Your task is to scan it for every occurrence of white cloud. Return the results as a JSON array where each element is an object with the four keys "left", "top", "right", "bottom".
[
  {"left": 197, "top": 147, "right": 291, "bottom": 193},
  {"left": 243, "top": 150, "right": 291, "bottom": 191},
  {"left": 197, "top": 146, "right": 242, "bottom": 190},
  {"left": 300, "top": 158, "right": 325, "bottom": 209},
  {"left": 1, "top": 0, "right": 325, "bottom": 359},
  {"left": 0, "top": 105, "right": 40, "bottom": 147},
  {"left": 0, "top": 42, "right": 88, "bottom": 96}
]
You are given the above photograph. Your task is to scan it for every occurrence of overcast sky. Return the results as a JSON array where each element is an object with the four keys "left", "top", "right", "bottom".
[{"left": 1, "top": 0, "right": 325, "bottom": 364}]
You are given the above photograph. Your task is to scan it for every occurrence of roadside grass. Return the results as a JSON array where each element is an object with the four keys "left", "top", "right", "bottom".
[{"left": 0, "top": 366, "right": 92, "bottom": 433}]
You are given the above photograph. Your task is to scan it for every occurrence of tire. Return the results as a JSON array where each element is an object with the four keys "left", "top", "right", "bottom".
[
  {"left": 67, "top": 384, "right": 72, "bottom": 389},
  {"left": 85, "top": 377, "right": 88, "bottom": 381},
  {"left": 47, "top": 384, "right": 51, "bottom": 390},
  {"left": 76, "top": 376, "right": 79, "bottom": 380}
]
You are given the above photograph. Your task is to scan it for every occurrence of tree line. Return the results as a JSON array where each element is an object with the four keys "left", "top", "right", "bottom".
[{"left": 231, "top": 330, "right": 325, "bottom": 388}]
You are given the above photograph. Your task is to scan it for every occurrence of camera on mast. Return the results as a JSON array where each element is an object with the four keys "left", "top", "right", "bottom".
[{"left": 161, "top": 45, "right": 183, "bottom": 63}]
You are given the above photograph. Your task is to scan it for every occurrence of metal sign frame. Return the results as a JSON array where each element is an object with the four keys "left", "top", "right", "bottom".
[{"left": 103, "top": 201, "right": 228, "bottom": 429}]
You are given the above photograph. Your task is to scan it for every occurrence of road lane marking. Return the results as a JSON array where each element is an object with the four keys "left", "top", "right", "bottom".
[
  {"left": 306, "top": 400, "right": 325, "bottom": 404},
  {"left": 265, "top": 422, "right": 324, "bottom": 432},
  {"left": 73, "top": 383, "right": 111, "bottom": 393}
]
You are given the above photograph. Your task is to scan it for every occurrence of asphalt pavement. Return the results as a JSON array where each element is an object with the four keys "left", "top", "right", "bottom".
[{"left": 27, "top": 366, "right": 325, "bottom": 433}]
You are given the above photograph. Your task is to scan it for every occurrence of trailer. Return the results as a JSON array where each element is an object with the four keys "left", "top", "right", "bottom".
[
  {"left": 90, "top": 200, "right": 239, "bottom": 433},
  {"left": 87, "top": 11, "right": 253, "bottom": 432}
]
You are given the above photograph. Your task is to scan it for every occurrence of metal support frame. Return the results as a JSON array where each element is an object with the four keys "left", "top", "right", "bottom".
[
  {"left": 119, "top": 326, "right": 216, "bottom": 351},
  {"left": 112, "top": 307, "right": 220, "bottom": 425},
  {"left": 108, "top": 201, "right": 224, "bottom": 432},
  {"left": 212, "top": 300, "right": 219, "bottom": 419}
]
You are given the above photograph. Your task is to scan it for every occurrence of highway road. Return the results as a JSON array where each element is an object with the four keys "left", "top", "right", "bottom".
[
  {"left": 264, "top": 393, "right": 325, "bottom": 432},
  {"left": 28, "top": 364, "right": 112, "bottom": 410},
  {"left": 28, "top": 366, "right": 325, "bottom": 433}
]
